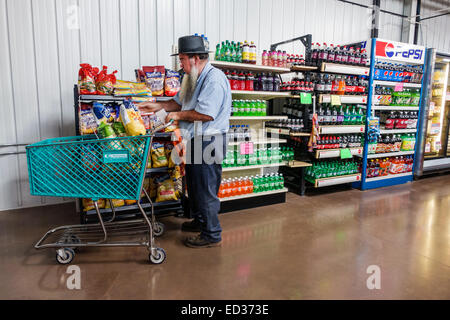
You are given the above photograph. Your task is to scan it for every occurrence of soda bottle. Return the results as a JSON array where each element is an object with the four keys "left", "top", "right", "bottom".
[
  {"left": 341, "top": 46, "right": 349, "bottom": 64},
  {"left": 311, "top": 42, "right": 319, "bottom": 65},
  {"left": 327, "top": 44, "right": 335, "bottom": 62},
  {"left": 242, "top": 41, "right": 250, "bottom": 63},
  {"left": 354, "top": 48, "right": 361, "bottom": 65},
  {"left": 335, "top": 45, "right": 342, "bottom": 64},
  {"left": 262, "top": 50, "right": 269, "bottom": 66},
  {"left": 250, "top": 41, "right": 257, "bottom": 64}
]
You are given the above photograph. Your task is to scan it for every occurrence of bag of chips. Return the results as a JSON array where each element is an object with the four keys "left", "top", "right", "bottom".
[
  {"left": 96, "top": 66, "right": 117, "bottom": 95},
  {"left": 151, "top": 142, "right": 168, "bottom": 168},
  {"left": 125, "top": 199, "right": 137, "bottom": 205},
  {"left": 79, "top": 108, "right": 97, "bottom": 135},
  {"left": 164, "top": 69, "right": 180, "bottom": 96},
  {"left": 120, "top": 101, "right": 146, "bottom": 136},
  {"left": 78, "top": 64, "right": 97, "bottom": 95},
  {"left": 155, "top": 174, "right": 178, "bottom": 202},
  {"left": 143, "top": 66, "right": 165, "bottom": 96},
  {"left": 83, "top": 198, "right": 105, "bottom": 211},
  {"left": 105, "top": 199, "right": 125, "bottom": 208}
]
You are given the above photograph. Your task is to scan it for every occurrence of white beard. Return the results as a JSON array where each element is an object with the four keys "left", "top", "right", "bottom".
[{"left": 179, "top": 63, "right": 199, "bottom": 105}]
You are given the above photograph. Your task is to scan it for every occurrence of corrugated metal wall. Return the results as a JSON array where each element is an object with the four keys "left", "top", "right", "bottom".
[
  {"left": 417, "top": 0, "right": 450, "bottom": 53},
  {"left": 0, "top": 0, "right": 446, "bottom": 211}
]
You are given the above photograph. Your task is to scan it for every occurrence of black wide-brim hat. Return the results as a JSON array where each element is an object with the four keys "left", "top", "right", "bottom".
[{"left": 171, "top": 35, "right": 212, "bottom": 56}]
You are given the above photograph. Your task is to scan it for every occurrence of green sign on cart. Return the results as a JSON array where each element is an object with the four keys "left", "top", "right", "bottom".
[
  {"left": 300, "top": 93, "right": 312, "bottom": 104},
  {"left": 340, "top": 148, "right": 352, "bottom": 159}
]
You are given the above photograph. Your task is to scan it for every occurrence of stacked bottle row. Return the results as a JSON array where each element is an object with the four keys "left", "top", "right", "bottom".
[
  {"left": 267, "top": 118, "right": 306, "bottom": 133},
  {"left": 366, "top": 156, "right": 414, "bottom": 178},
  {"left": 315, "top": 134, "right": 364, "bottom": 150},
  {"left": 368, "top": 134, "right": 416, "bottom": 154},
  {"left": 374, "top": 86, "right": 420, "bottom": 106},
  {"left": 215, "top": 40, "right": 257, "bottom": 64},
  {"left": 223, "top": 147, "right": 294, "bottom": 167},
  {"left": 306, "top": 160, "right": 360, "bottom": 180},
  {"left": 218, "top": 173, "right": 285, "bottom": 198},
  {"left": 311, "top": 42, "right": 369, "bottom": 67},
  {"left": 225, "top": 70, "right": 281, "bottom": 92},
  {"left": 281, "top": 74, "right": 369, "bottom": 95},
  {"left": 261, "top": 50, "right": 306, "bottom": 67},
  {"left": 378, "top": 111, "right": 418, "bottom": 130},
  {"left": 231, "top": 100, "right": 268, "bottom": 116},
  {"left": 227, "top": 125, "right": 252, "bottom": 142},
  {"left": 374, "top": 60, "right": 423, "bottom": 83},
  {"left": 317, "top": 104, "right": 366, "bottom": 126}
]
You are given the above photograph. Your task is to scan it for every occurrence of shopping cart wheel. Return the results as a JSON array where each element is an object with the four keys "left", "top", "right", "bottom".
[
  {"left": 153, "top": 222, "right": 165, "bottom": 237},
  {"left": 149, "top": 248, "right": 166, "bottom": 264},
  {"left": 56, "top": 248, "right": 75, "bottom": 265}
]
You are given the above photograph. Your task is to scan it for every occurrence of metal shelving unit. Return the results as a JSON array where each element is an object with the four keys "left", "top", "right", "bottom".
[
  {"left": 319, "top": 125, "right": 365, "bottom": 134},
  {"left": 74, "top": 85, "right": 185, "bottom": 222},
  {"left": 315, "top": 147, "right": 363, "bottom": 159},
  {"left": 310, "top": 173, "right": 361, "bottom": 188}
]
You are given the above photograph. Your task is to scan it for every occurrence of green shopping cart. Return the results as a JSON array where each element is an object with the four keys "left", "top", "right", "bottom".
[{"left": 26, "top": 124, "right": 173, "bottom": 265}]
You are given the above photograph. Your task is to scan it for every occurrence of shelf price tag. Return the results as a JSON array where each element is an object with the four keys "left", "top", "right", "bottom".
[
  {"left": 340, "top": 148, "right": 352, "bottom": 159},
  {"left": 300, "top": 93, "right": 312, "bottom": 104},
  {"left": 331, "top": 95, "right": 341, "bottom": 106},
  {"left": 394, "top": 83, "right": 404, "bottom": 92},
  {"left": 240, "top": 142, "right": 254, "bottom": 155}
]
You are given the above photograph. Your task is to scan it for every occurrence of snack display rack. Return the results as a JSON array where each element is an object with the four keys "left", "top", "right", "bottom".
[
  {"left": 73, "top": 85, "right": 185, "bottom": 223},
  {"left": 355, "top": 38, "right": 427, "bottom": 190}
]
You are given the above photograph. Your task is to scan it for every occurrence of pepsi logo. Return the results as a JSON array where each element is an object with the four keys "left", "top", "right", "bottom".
[{"left": 384, "top": 43, "right": 395, "bottom": 58}]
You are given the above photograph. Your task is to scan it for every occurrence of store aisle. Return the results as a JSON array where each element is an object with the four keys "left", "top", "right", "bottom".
[{"left": 0, "top": 175, "right": 449, "bottom": 300}]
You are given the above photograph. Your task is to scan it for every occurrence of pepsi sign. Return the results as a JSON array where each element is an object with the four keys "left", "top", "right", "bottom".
[{"left": 375, "top": 39, "right": 425, "bottom": 64}]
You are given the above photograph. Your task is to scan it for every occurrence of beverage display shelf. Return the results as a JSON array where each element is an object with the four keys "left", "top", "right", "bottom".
[
  {"left": 211, "top": 60, "right": 291, "bottom": 73},
  {"left": 84, "top": 200, "right": 182, "bottom": 215},
  {"left": 219, "top": 188, "right": 288, "bottom": 202},
  {"left": 287, "top": 160, "right": 312, "bottom": 168},
  {"left": 230, "top": 116, "right": 288, "bottom": 121},
  {"left": 228, "top": 138, "right": 287, "bottom": 146},
  {"left": 319, "top": 125, "right": 365, "bottom": 134},
  {"left": 290, "top": 65, "right": 319, "bottom": 72},
  {"left": 231, "top": 90, "right": 294, "bottom": 100},
  {"left": 320, "top": 62, "right": 370, "bottom": 76},
  {"left": 371, "top": 105, "right": 420, "bottom": 111},
  {"left": 365, "top": 151, "right": 415, "bottom": 159},
  {"left": 379, "top": 128, "right": 417, "bottom": 134},
  {"left": 365, "top": 172, "right": 412, "bottom": 182},
  {"left": 265, "top": 127, "right": 310, "bottom": 136},
  {"left": 312, "top": 173, "right": 361, "bottom": 188},
  {"left": 315, "top": 147, "right": 363, "bottom": 159},
  {"left": 222, "top": 162, "right": 287, "bottom": 172},
  {"left": 79, "top": 94, "right": 172, "bottom": 102},
  {"left": 373, "top": 80, "right": 421, "bottom": 88},
  {"left": 318, "top": 94, "right": 368, "bottom": 104}
]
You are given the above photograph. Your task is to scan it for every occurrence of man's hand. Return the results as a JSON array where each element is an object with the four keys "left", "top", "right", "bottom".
[
  {"left": 166, "top": 112, "right": 180, "bottom": 124},
  {"left": 137, "top": 101, "right": 162, "bottom": 113}
]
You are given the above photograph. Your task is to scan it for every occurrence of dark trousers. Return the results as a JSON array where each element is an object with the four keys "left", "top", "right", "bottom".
[{"left": 185, "top": 134, "right": 226, "bottom": 242}]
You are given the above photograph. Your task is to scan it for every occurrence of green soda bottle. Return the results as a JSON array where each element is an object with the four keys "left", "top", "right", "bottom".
[
  {"left": 250, "top": 100, "right": 257, "bottom": 116},
  {"left": 215, "top": 43, "right": 220, "bottom": 61},
  {"left": 236, "top": 42, "right": 242, "bottom": 63},
  {"left": 225, "top": 41, "right": 231, "bottom": 62},
  {"left": 231, "top": 41, "right": 236, "bottom": 62},
  {"left": 220, "top": 41, "right": 226, "bottom": 60}
]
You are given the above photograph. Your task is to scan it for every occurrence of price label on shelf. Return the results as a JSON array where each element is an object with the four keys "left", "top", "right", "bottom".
[
  {"left": 331, "top": 95, "right": 341, "bottom": 106},
  {"left": 340, "top": 148, "right": 352, "bottom": 159},
  {"left": 240, "top": 142, "right": 254, "bottom": 155},
  {"left": 394, "top": 83, "right": 404, "bottom": 92},
  {"left": 300, "top": 93, "right": 312, "bottom": 104}
]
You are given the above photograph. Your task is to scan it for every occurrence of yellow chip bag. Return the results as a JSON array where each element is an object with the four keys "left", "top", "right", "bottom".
[
  {"left": 155, "top": 174, "right": 178, "bottom": 202},
  {"left": 105, "top": 199, "right": 125, "bottom": 208},
  {"left": 151, "top": 142, "right": 168, "bottom": 168},
  {"left": 83, "top": 198, "right": 105, "bottom": 211},
  {"left": 125, "top": 199, "right": 137, "bottom": 205}
]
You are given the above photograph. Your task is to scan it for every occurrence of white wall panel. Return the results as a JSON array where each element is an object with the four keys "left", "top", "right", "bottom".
[
  {"left": 99, "top": 0, "right": 122, "bottom": 77},
  {"left": 120, "top": 0, "right": 140, "bottom": 80},
  {"left": 0, "top": 0, "right": 20, "bottom": 210},
  {"left": 79, "top": 0, "right": 102, "bottom": 65},
  {"left": 2, "top": 0, "right": 449, "bottom": 211},
  {"left": 190, "top": 0, "right": 205, "bottom": 36},
  {"left": 205, "top": 0, "right": 220, "bottom": 49},
  {"left": 139, "top": 0, "right": 157, "bottom": 66},
  {"left": 156, "top": 0, "right": 173, "bottom": 68}
]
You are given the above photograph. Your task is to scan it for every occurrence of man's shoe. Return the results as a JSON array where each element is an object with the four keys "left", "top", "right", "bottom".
[
  {"left": 181, "top": 219, "right": 202, "bottom": 232},
  {"left": 184, "top": 235, "right": 222, "bottom": 248}
]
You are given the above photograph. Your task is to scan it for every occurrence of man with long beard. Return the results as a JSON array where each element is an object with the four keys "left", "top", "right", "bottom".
[{"left": 138, "top": 35, "right": 231, "bottom": 248}]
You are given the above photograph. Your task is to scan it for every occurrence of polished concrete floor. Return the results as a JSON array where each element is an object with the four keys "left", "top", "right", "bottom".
[{"left": 0, "top": 175, "right": 449, "bottom": 300}]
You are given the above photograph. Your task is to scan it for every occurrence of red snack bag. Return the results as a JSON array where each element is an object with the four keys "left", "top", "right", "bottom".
[
  {"left": 164, "top": 69, "right": 180, "bottom": 97},
  {"left": 78, "top": 64, "right": 97, "bottom": 95}
]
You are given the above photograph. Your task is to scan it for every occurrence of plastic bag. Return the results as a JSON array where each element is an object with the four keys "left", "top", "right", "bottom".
[
  {"left": 105, "top": 199, "right": 125, "bottom": 208},
  {"left": 151, "top": 142, "right": 168, "bottom": 168},
  {"left": 143, "top": 66, "right": 165, "bottom": 96},
  {"left": 79, "top": 108, "right": 97, "bottom": 135},
  {"left": 93, "top": 102, "right": 111, "bottom": 124},
  {"left": 96, "top": 66, "right": 117, "bottom": 95},
  {"left": 78, "top": 64, "right": 97, "bottom": 95},
  {"left": 155, "top": 174, "right": 178, "bottom": 202},
  {"left": 164, "top": 69, "right": 180, "bottom": 96}
]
